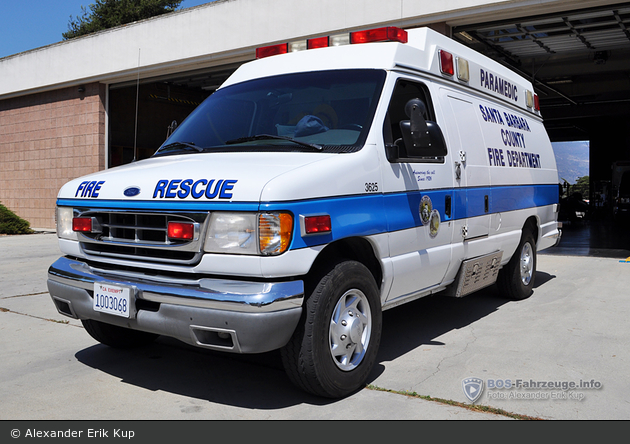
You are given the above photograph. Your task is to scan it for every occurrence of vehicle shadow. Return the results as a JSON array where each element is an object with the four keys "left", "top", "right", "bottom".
[
  {"left": 75, "top": 271, "right": 555, "bottom": 409},
  {"left": 367, "top": 270, "right": 556, "bottom": 382}
]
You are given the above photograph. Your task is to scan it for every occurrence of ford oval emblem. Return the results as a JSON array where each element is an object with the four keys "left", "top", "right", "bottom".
[{"left": 124, "top": 186, "right": 141, "bottom": 197}]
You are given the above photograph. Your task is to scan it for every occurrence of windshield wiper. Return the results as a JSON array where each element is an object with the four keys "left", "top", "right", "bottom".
[
  {"left": 155, "top": 141, "right": 203, "bottom": 155},
  {"left": 225, "top": 134, "right": 322, "bottom": 151}
]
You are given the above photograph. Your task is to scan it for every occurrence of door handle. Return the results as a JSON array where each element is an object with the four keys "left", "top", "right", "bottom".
[{"left": 445, "top": 195, "right": 452, "bottom": 218}]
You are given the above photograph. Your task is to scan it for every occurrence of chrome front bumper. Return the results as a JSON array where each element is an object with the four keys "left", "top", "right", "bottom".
[{"left": 47, "top": 256, "right": 304, "bottom": 353}]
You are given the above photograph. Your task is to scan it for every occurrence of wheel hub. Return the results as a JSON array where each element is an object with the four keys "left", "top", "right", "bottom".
[
  {"left": 329, "top": 289, "right": 372, "bottom": 371},
  {"left": 338, "top": 312, "right": 364, "bottom": 345},
  {"left": 520, "top": 242, "right": 533, "bottom": 285}
]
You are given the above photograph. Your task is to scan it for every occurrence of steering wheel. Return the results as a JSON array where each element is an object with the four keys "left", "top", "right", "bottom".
[{"left": 339, "top": 124, "right": 363, "bottom": 131}]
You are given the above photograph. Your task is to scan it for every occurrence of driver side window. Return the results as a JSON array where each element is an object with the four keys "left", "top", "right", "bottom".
[{"left": 383, "top": 79, "right": 437, "bottom": 160}]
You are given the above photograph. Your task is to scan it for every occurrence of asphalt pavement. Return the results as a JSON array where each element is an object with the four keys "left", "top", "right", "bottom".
[{"left": 1, "top": 232, "right": 629, "bottom": 420}]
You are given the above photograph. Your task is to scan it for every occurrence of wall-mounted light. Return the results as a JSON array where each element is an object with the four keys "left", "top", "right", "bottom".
[{"left": 78, "top": 86, "right": 86, "bottom": 93}]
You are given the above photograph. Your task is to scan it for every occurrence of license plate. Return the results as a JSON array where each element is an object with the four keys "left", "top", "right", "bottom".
[{"left": 93, "top": 283, "right": 132, "bottom": 318}]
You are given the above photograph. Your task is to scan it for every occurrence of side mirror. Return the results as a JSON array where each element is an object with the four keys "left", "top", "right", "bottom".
[
  {"left": 399, "top": 99, "right": 447, "bottom": 158},
  {"left": 166, "top": 120, "right": 178, "bottom": 139}
]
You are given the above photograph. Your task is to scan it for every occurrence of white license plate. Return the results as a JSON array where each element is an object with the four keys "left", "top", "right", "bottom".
[{"left": 93, "top": 283, "right": 132, "bottom": 318}]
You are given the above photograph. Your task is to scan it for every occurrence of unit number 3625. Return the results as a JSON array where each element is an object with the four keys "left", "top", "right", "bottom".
[{"left": 365, "top": 182, "right": 379, "bottom": 192}]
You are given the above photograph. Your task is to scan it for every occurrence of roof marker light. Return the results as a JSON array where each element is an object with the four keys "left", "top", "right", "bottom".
[
  {"left": 439, "top": 50, "right": 454, "bottom": 76},
  {"left": 351, "top": 27, "right": 408, "bottom": 44},
  {"left": 256, "top": 43, "right": 288, "bottom": 59},
  {"left": 308, "top": 36, "right": 329, "bottom": 49},
  {"left": 456, "top": 57, "right": 469, "bottom": 82},
  {"left": 526, "top": 91, "right": 534, "bottom": 108},
  {"left": 534, "top": 94, "right": 540, "bottom": 111}
]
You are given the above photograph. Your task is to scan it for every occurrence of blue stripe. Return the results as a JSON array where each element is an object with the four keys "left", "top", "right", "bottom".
[
  {"left": 490, "top": 184, "right": 559, "bottom": 213},
  {"left": 262, "top": 194, "right": 388, "bottom": 249},
  {"left": 58, "top": 184, "right": 558, "bottom": 251}
]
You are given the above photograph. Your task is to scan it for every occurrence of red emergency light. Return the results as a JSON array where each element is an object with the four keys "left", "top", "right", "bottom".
[
  {"left": 72, "top": 217, "right": 92, "bottom": 232},
  {"left": 351, "top": 27, "right": 408, "bottom": 45},
  {"left": 255, "top": 43, "right": 289, "bottom": 59},
  {"left": 307, "top": 36, "right": 330, "bottom": 49},
  {"left": 168, "top": 221, "right": 195, "bottom": 240}
]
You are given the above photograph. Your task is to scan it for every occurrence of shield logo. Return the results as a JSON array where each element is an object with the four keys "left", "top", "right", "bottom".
[{"left": 462, "top": 377, "right": 484, "bottom": 403}]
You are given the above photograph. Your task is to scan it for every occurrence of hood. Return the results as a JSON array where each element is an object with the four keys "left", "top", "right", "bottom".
[{"left": 58, "top": 152, "right": 334, "bottom": 205}]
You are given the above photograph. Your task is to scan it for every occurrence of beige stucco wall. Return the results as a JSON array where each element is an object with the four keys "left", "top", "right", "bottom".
[{"left": 0, "top": 83, "right": 105, "bottom": 229}]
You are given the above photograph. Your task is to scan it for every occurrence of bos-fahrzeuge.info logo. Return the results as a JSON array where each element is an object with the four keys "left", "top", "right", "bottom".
[
  {"left": 462, "top": 377, "right": 603, "bottom": 403},
  {"left": 462, "top": 377, "right": 484, "bottom": 403}
]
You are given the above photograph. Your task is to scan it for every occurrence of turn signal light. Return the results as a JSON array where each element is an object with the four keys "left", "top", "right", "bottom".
[{"left": 259, "top": 212, "right": 293, "bottom": 255}]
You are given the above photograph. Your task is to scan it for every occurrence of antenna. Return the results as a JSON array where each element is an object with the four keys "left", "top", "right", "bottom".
[{"left": 133, "top": 48, "right": 141, "bottom": 162}]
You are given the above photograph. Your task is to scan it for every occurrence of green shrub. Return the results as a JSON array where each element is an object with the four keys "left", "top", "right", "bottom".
[{"left": 0, "top": 202, "right": 34, "bottom": 234}]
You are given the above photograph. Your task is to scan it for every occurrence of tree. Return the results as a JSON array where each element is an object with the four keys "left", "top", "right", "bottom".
[
  {"left": 63, "top": 0, "right": 183, "bottom": 40},
  {"left": 572, "top": 175, "right": 590, "bottom": 200},
  {"left": 0, "top": 202, "right": 33, "bottom": 234}
]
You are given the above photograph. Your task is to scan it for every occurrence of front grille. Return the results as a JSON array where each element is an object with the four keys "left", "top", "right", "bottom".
[{"left": 77, "top": 210, "right": 208, "bottom": 265}]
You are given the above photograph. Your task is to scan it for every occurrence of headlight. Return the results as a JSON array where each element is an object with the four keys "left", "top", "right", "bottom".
[
  {"left": 204, "top": 212, "right": 293, "bottom": 256},
  {"left": 56, "top": 207, "right": 78, "bottom": 241}
]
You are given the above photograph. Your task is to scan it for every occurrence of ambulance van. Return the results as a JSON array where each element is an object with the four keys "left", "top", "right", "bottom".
[{"left": 47, "top": 27, "right": 561, "bottom": 398}]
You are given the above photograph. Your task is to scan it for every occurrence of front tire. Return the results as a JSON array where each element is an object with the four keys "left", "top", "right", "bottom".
[
  {"left": 82, "top": 319, "right": 158, "bottom": 349},
  {"left": 281, "top": 260, "right": 382, "bottom": 398},
  {"left": 498, "top": 230, "right": 536, "bottom": 300}
]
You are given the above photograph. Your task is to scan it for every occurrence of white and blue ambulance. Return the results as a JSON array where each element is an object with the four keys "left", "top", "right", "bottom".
[{"left": 48, "top": 26, "right": 561, "bottom": 398}]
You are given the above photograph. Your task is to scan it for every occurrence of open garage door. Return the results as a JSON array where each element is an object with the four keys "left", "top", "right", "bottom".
[
  {"left": 108, "top": 63, "right": 241, "bottom": 167},
  {"left": 452, "top": 2, "right": 630, "bottom": 257}
]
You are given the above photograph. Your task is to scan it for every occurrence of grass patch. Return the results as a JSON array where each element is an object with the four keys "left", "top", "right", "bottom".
[
  {"left": 366, "top": 384, "right": 544, "bottom": 420},
  {"left": 0, "top": 202, "right": 34, "bottom": 234}
]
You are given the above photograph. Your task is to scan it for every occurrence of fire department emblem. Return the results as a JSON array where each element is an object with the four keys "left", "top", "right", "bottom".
[
  {"left": 429, "top": 210, "right": 440, "bottom": 238},
  {"left": 419, "top": 195, "right": 432, "bottom": 225}
]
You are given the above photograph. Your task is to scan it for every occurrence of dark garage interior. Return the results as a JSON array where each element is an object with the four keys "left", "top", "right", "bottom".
[{"left": 455, "top": 2, "right": 630, "bottom": 257}]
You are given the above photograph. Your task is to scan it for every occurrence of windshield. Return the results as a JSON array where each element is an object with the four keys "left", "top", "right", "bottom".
[{"left": 153, "top": 69, "right": 386, "bottom": 156}]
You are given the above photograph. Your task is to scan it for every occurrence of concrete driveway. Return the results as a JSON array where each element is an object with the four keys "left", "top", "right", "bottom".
[{"left": 1, "top": 233, "right": 628, "bottom": 420}]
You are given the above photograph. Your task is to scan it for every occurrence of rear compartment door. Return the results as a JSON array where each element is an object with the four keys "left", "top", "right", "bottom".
[{"left": 441, "top": 89, "right": 491, "bottom": 247}]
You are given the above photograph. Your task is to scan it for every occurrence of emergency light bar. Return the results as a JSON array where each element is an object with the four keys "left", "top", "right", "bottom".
[
  {"left": 256, "top": 26, "right": 408, "bottom": 59},
  {"left": 254, "top": 26, "right": 542, "bottom": 114}
]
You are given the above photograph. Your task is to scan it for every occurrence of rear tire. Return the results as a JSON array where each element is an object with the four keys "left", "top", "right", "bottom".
[
  {"left": 498, "top": 230, "right": 536, "bottom": 300},
  {"left": 82, "top": 319, "right": 158, "bottom": 349},
  {"left": 281, "top": 260, "right": 382, "bottom": 398}
]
